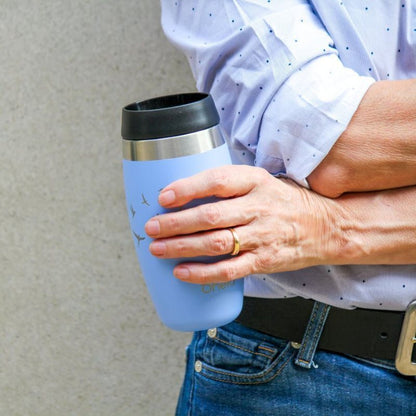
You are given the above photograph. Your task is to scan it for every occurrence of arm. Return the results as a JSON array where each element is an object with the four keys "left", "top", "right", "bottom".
[
  {"left": 145, "top": 166, "right": 416, "bottom": 284},
  {"left": 334, "top": 185, "right": 416, "bottom": 265},
  {"left": 161, "top": 0, "right": 375, "bottom": 187},
  {"left": 308, "top": 79, "right": 416, "bottom": 198},
  {"left": 162, "top": 3, "right": 414, "bottom": 194}
]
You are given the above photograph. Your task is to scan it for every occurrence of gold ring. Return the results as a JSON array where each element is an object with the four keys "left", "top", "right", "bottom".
[{"left": 229, "top": 228, "right": 240, "bottom": 256}]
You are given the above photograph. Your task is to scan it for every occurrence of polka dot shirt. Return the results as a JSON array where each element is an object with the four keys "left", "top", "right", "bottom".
[{"left": 160, "top": 0, "right": 416, "bottom": 311}]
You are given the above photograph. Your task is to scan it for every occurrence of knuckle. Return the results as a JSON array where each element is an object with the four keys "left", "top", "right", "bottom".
[
  {"left": 253, "top": 253, "right": 276, "bottom": 273},
  {"left": 210, "top": 170, "right": 229, "bottom": 193},
  {"left": 220, "top": 264, "right": 238, "bottom": 282},
  {"left": 166, "top": 215, "right": 181, "bottom": 233},
  {"left": 200, "top": 204, "right": 222, "bottom": 227},
  {"left": 207, "top": 233, "right": 228, "bottom": 254},
  {"left": 174, "top": 239, "right": 188, "bottom": 256}
]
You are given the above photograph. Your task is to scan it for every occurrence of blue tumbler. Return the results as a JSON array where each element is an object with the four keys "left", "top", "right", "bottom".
[{"left": 121, "top": 93, "right": 244, "bottom": 331}]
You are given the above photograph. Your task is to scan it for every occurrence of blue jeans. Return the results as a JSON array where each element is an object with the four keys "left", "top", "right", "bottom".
[{"left": 176, "top": 320, "right": 416, "bottom": 415}]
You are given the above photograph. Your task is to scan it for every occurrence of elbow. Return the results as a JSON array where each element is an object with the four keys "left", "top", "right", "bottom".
[{"left": 307, "top": 164, "right": 349, "bottom": 199}]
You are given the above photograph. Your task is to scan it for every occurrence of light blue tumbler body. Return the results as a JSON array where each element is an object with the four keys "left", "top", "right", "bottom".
[{"left": 121, "top": 93, "right": 244, "bottom": 331}]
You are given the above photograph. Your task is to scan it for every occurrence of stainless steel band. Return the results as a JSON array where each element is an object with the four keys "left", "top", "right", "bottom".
[{"left": 122, "top": 126, "right": 224, "bottom": 161}]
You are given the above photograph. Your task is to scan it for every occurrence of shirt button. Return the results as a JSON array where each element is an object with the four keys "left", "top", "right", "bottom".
[
  {"left": 207, "top": 328, "right": 217, "bottom": 338},
  {"left": 194, "top": 360, "right": 203, "bottom": 373}
]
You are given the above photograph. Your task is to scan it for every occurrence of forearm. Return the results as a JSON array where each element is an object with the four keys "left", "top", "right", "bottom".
[
  {"left": 308, "top": 80, "right": 416, "bottom": 198},
  {"left": 327, "top": 185, "right": 416, "bottom": 265}
]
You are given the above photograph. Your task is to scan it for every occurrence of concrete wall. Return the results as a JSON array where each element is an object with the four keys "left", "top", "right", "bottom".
[{"left": 1, "top": 1, "right": 194, "bottom": 414}]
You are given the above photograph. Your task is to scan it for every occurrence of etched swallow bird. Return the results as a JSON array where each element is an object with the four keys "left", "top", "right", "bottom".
[
  {"left": 141, "top": 193, "right": 150, "bottom": 206},
  {"left": 133, "top": 231, "right": 145, "bottom": 246},
  {"left": 130, "top": 204, "right": 136, "bottom": 218}
]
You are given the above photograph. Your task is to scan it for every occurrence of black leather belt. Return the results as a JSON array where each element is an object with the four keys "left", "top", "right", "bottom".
[{"left": 236, "top": 297, "right": 416, "bottom": 365}]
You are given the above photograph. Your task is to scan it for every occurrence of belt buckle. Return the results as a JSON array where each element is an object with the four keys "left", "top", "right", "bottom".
[{"left": 395, "top": 300, "right": 416, "bottom": 376}]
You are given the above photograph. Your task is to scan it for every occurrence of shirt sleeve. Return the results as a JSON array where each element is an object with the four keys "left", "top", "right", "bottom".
[{"left": 160, "top": 0, "right": 375, "bottom": 186}]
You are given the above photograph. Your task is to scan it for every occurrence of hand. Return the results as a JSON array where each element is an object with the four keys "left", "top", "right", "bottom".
[{"left": 144, "top": 165, "right": 338, "bottom": 284}]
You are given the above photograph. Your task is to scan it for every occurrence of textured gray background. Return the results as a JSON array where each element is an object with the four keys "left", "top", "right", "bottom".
[{"left": 1, "top": 1, "right": 195, "bottom": 415}]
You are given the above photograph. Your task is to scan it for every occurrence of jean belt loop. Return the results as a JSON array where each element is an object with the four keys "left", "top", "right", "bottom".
[{"left": 295, "top": 301, "right": 331, "bottom": 369}]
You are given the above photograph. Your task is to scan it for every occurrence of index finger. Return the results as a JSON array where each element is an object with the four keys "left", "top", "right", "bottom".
[{"left": 158, "top": 165, "right": 264, "bottom": 208}]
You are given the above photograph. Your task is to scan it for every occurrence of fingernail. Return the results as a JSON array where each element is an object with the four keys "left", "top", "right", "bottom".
[
  {"left": 159, "top": 189, "right": 176, "bottom": 206},
  {"left": 149, "top": 241, "right": 166, "bottom": 256},
  {"left": 174, "top": 267, "right": 190, "bottom": 280},
  {"left": 145, "top": 219, "right": 160, "bottom": 236}
]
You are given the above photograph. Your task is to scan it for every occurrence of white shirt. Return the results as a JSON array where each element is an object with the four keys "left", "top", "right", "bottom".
[{"left": 160, "top": 0, "right": 416, "bottom": 311}]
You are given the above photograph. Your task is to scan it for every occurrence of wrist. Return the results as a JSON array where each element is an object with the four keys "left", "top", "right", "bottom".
[
  {"left": 298, "top": 188, "right": 348, "bottom": 266},
  {"left": 328, "top": 196, "right": 365, "bottom": 265}
]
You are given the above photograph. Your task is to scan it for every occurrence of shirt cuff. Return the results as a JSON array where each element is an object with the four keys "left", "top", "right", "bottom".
[{"left": 254, "top": 54, "right": 375, "bottom": 187}]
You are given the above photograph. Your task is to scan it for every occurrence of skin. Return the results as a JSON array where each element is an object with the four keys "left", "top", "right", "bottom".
[
  {"left": 145, "top": 79, "right": 416, "bottom": 284},
  {"left": 308, "top": 80, "right": 416, "bottom": 197}
]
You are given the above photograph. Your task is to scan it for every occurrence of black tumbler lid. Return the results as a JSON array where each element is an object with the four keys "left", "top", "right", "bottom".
[{"left": 121, "top": 92, "right": 220, "bottom": 140}]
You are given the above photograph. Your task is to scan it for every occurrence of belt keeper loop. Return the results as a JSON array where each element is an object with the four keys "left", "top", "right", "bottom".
[{"left": 295, "top": 301, "right": 331, "bottom": 369}]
